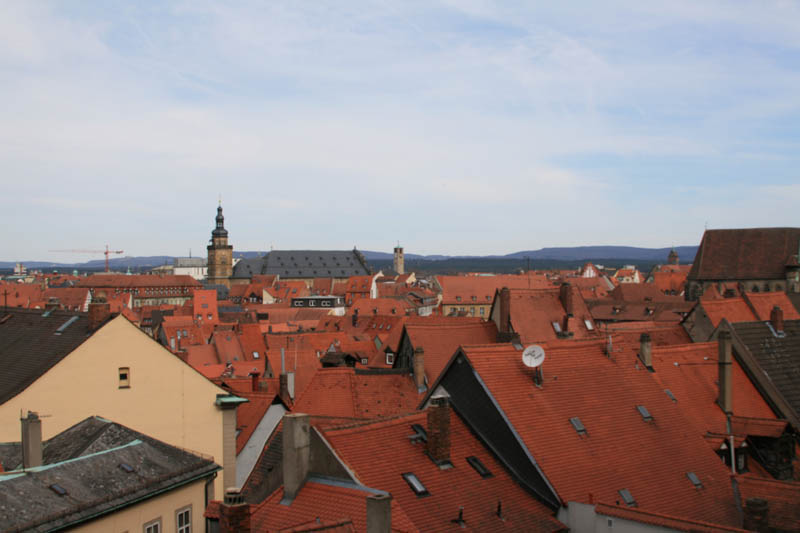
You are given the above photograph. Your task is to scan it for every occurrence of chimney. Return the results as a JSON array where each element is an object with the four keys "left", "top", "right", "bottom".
[
  {"left": 279, "top": 374, "right": 290, "bottom": 403},
  {"left": 742, "top": 498, "right": 769, "bottom": 533},
  {"left": 770, "top": 306, "right": 784, "bottom": 333},
  {"left": 427, "top": 396, "right": 451, "bottom": 464},
  {"left": 249, "top": 371, "right": 260, "bottom": 392},
  {"left": 499, "top": 287, "right": 510, "bottom": 333},
  {"left": 21, "top": 411, "right": 42, "bottom": 469},
  {"left": 718, "top": 331, "right": 733, "bottom": 415},
  {"left": 639, "top": 333, "right": 653, "bottom": 370},
  {"left": 282, "top": 413, "right": 310, "bottom": 501},
  {"left": 352, "top": 308, "right": 359, "bottom": 327},
  {"left": 413, "top": 347, "right": 426, "bottom": 391},
  {"left": 88, "top": 300, "right": 111, "bottom": 331},
  {"left": 367, "top": 493, "right": 392, "bottom": 533},
  {"left": 220, "top": 487, "right": 251, "bottom": 533},
  {"left": 559, "top": 282, "right": 573, "bottom": 315}
]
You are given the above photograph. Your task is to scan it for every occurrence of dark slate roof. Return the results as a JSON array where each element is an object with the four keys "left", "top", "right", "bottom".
[
  {"left": 688, "top": 227, "right": 800, "bottom": 281},
  {"left": 233, "top": 250, "right": 371, "bottom": 279},
  {"left": 0, "top": 417, "right": 219, "bottom": 532},
  {"left": 0, "top": 308, "right": 94, "bottom": 405},
  {"left": 732, "top": 319, "right": 800, "bottom": 420}
]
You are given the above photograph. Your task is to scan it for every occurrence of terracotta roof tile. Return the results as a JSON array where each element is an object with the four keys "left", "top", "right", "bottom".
[
  {"left": 437, "top": 273, "right": 554, "bottom": 305},
  {"left": 737, "top": 475, "right": 800, "bottom": 532},
  {"left": 689, "top": 228, "right": 800, "bottom": 281}
]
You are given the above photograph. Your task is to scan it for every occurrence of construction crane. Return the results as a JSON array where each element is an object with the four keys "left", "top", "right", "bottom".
[{"left": 49, "top": 245, "right": 125, "bottom": 273}]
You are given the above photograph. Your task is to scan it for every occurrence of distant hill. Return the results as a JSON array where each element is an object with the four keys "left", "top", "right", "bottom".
[{"left": 1, "top": 245, "right": 697, "bottom": 272}]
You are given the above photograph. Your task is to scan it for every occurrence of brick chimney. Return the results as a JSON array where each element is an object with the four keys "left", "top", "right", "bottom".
[
  {"left": 427, "top": 396, "right": 450, "bottom": 464},
  {"left": 770, "top": 306, "right": 784, "bottom": 333},
  {"left": 559, "top": 282, "right": 574, "bottom": 316},
  {"left": 742, "top": 498, "right": 769, "bottom": 533},
  {"left": 639, "top": 333, "right": 653, "bottom": 370},
  {"left": 88, "top": 300, "right": 111, "bottom": 331},
  {"left": 352, "top": 308, "right": 359, "bottom": 327},
  {"left": 249, "top": 370, "right": 260, "bottom": 392},
  {"left": 283, "top": 413, "right": 310, "bottom": 501},
  {"left": 220, "top": 488, "right": 251, "bottom": 533},
  {"left": 717, "top": 331, "right": 733, "bottom": 415},
  {"left": 366, "top": 493, "right": 392, "bottom": 533},
  {"left": 21, "top": 411, "right": 42, "bottom": 469},
  {"left": 413, "top": 347, "right": 426, "bottom": 391},
  {"left": 499, "top": 287, "right": 510, "bottom": 333}
]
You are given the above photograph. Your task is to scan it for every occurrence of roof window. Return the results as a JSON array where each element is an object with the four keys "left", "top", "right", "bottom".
[
  {"left": 466, "top": 456, "right": 493, "bottom": 478},
  {"left": 569, "top": 417, "right": 587, "bottom": 435},
  {"left": 686, "top": 471, "right": 703, "bottom": 489},
  {"left": 408, "top": 424, "right": 427, "bottom": 443},
  {"left": 119, "top": 462, "right": 135, "bottom": 473},
  {"left": 618, "top": 488, "right": 636, "bottom": 507},
  {"left": 55, "top": 316, "right": 80, "bottom": 335},
  {"left": 402, "top": 473, "right": 430, "bottom": 497},
  {"left": 584, "top": 319, "right": 594, "bottom": 331},
  {"left": 49, "top": 483, "right": 68, "bottom": 496},
  {"left": 664, "top": 389, "right": 677, "bottom": 402},
  {"left": 552, "top": 321, "right": 562, "bottom": 334},
  {"left": 636, "top": 405, "right": 653, "bottom": 422}
]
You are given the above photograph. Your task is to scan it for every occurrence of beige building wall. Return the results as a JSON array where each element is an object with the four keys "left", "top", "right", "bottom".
[
  {"left": 71, "top": 477, "right": 207, "bottom": 533},
  {"left": 0, "top": 316, "right": 233, "bottom": 496},
  {"left": 442, "top": 303, "right": 491, "bottom": 318}
]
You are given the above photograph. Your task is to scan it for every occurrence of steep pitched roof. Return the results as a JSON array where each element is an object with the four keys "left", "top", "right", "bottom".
[
  {"left": 233, "top": 250, "right": 371, "bottom": 280},
  {"left": 688, "top": 228, "right": 800, "bottom": 281},
  {"left": 0, "top": 309, "right": 94, "bottom": 405},
  {"left": 731, "top": 319, "right": 800, "bottom": 421},
  {"left": 505, "top": 287, "right": 596, "bottom": 343},
  {"left": 699, "top": 298, "right": 757, "bottom": 327},
  {"left": 455, "top": 342, "right": 742, "bottom": 526},
  {"left": 744, "top": 292, "right": 800, "bottom": 322},
  {"left": 322, "top": 412, "right": 567, "bottom": 532},
  {"left": 737, "top": 475, "right": 800, "bottom": 532},
  {"left": 77, "top": 274, "right": 201, "bottom": 288},
  {"left": 437, "top": 273, "right": 554, "bottom": 305}
]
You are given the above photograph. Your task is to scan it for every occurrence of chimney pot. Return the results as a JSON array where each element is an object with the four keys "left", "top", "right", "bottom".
[
  {"left": 770, "top": 305, "right": 784, "bottom": 333},
  {"left": 717, "top": 331, "right": 733, "bottom": 414},
  {"left": 427, "top": 396, "right": 451, "bottom": 464},
  {"left": 220, "top": 487, "right": 250, "bottom": 533},
  {"left": 21, "top": 411, "right": 42, "bottom": 469},
  {"left": 366, "top": 493, "right": 392, "bottom": 533}
]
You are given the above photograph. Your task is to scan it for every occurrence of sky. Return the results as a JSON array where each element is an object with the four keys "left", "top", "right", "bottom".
[{"left": 2, "top": 1, "right": 799, "bottom": 262}]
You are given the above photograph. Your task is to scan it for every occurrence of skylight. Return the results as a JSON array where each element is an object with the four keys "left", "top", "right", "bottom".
[
  {"left": 54, "top": 316, "right": 80, "bottom": 335},
  {"left": 664, "top": 389, "right": 677, "bottom": 402},
  {"left": 119, "top": 463, "right": 135, "bottom": 473},
  {"left": 618, "top": 489, "right": 636, "bottom": 507},
  {"left": 551, "top": 321, "right": 562, "bottom": 333},
  {"left": 584, "top": 319, "right": 594, "bottom": 331},
  {"left": 636, "top": 405, "right": 653, "bottom": 422},
  {"left": 408, "top": 424, "right": 428, "bottom": 443},
  {"left": 49, "top": 483, "right": 68, "bottom": 496},
  {"left": 402, "top": 473, "right": 430, "bottom": 497},
  {"left": 466, "top": 456, "right": 493, "bottom": 478},
  {"left": 569, "top": 417, "right": 587, "bottom": 435},
  {"left": 686, "top": 471, "right": 703, "bottom": 488}
]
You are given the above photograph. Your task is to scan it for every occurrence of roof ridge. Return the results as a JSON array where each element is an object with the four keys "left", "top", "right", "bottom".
[
  {"left": 320, "top": 411, "right": 424, "bottom": 435},
  {"left": 594, "top": 501, "right": 748, "bottom": 532}
]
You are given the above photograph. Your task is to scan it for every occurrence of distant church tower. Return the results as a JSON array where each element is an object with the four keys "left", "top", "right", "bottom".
[
  {"left": 393, "top": 244, "right": 405, "bottom": 275},
  {"left": 667, "top": 247, "right": 679, "bottom": 265},
  {"left": 207, "top": 202, "right": 233, "bottom": 288}
]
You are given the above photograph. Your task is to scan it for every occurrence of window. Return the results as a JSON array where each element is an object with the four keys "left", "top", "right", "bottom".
[
  {"left": 618, "top": 489, "right": 636, "bottom": 507},
  {"left": 176, "top": 506, "right": 191, "bottom": 533},
  {"left": 401, "top": 473, "right": 430, "bottom": 497},
  {"left": 636, "top": 405, "right": 653, "bottom": 422},
  {"left": 686, "top": 471, "right": 702, "bottom": 489},
  {"left": 456, "top": 296, "right": 461, "bottom": 302},
  {"left": 569, "top": 417, "right": 587, "bottom": 435},
  {"left": 386, "top": 352, "right": 395, "bottom": 365},
  {"left": 252, "top": 351, "right": 260, "bottom": 359},
  {"left": 119, "top": 367, "right": 130, "bottom": 388},
  {"left": 466, "top": 456, "right": 493, "bottom": 478},
  {"left": 480, "top": 307, "right": 485, "bottom": 316},
  {"left": 552, "top": 321, "right": 562, "bottom": 333},
  {"left": 144, "top": 518, "right": 161, "bottom": 533}
]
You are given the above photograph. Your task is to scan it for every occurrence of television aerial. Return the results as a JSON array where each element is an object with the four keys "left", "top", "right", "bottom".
[{"left": 521, "top": 345, "right": 545, "bottom": 368}]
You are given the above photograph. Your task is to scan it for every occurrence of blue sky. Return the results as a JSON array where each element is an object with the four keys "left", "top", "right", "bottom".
[{"left": 1, "top": 1, "right": 799, "bottom": 261}]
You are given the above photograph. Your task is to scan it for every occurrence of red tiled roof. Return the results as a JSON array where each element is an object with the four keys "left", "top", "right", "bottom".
[
  {"left": 293, "top": 367, "right": 419, "bottom": 419},
  {"left": 42, "top": 287, "right": 91, "bottom": 311},
  {"left": 744, "top": 292, "right": 800, "bottom": 322},
  {"left": 437, "top": 273, "right": 553, "bottom": 305},
  {"left": 505, "top": 287, "right": 597, "bottom": 343},
  {"left": 699, "top": 298, "right": 757, "bottom": 327},
  {"left": 594, "top": 503, "right": 747, "bottom": 533},
  {"left": 249, "top": 480, "right": 419, "bottom": 532},
  {"left": 650, "top": 270, "right": 688, "bottom": 295},
  {"left": 321, "top": 411, "right": 566, "bottom": 532},
  {"left": 403, "top": 321, "right": 497, "bottom": 384},
  {"left": 351, "top": 298, "right": 407, "bottom": 316},
  {"left": 459, "top": 341, "right": 742, "bottom": 526},
  {"left": 689, "top": 228, "right": 800, "bottom": 281},
  {"left": 235, "top": 390, "right": 279, "bottom": 454},
  {"left": 77, "top": 274, "right": 201, "bottom": 288},
  {"left": 737, "top": 475, "right": 800, "bottom": 532},
  {"left": 610, "top": 283, "right": 684, "bottom": 303}
]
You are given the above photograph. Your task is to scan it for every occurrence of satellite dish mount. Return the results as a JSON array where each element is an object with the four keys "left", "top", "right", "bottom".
[{"left": 521, "top": 345, "right": 546, "bottom": 386}]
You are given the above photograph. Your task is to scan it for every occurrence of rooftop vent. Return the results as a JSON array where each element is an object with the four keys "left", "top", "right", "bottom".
[
  {"left": 466, "top": 456, "right": 493, "bottom": 478},
  {"left": 618, "top": 488, "right": 636, "bottom": 507},
  {"left": 569, "top": 417, "right": 587, "bottom": 436},
  {"left": 119, "top": 463, "right": 135, "bottom": 473},
  {"left": 636, "top": 405, "right": 653, "bottom": 422},
  {"left": 687, "top": 471, "right": 703, "bottom": 489},
  {"left": 402, "top": 472, "right": 429, "bottom": 497}
]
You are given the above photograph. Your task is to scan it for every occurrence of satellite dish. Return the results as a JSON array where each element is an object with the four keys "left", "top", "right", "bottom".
[{"left": 522, "top": 345, "right": 545, "bottom": 368}]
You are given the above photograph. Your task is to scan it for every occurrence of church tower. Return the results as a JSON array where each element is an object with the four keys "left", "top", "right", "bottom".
[
  {"left": 667, "top": 247, "right": 679, "bottom": 265},
  {"left": 393, "top": 244, "right": 404, "bottom": 275},
  {"left": 207, "top": 202, "right": 233, "bottom": 288}
]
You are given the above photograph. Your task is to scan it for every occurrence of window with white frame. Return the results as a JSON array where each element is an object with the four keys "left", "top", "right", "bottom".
[
  {"left": 176, "top": 506, "right": 191, "bottom": 533},
  {"left": 144, "top": 518, "right": 161, "bottom": 533}
]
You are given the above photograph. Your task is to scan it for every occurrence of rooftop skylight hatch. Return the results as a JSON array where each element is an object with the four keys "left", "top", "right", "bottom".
[
  {"left": 569, "top": 417, "right": 587, "bottom": 436},
  {"left": 687, "top": 471, "right": 703, "bottom": 489},
  {"left": 466, "top": 456, "right": 493, "bottom": 478},
  {"left": 618, "top": 488, "right": 636, "bottom": 507},
  {"left": 636, "top": 405, "right": 653, "bottom": 422},
  {"left": 408, "top": 424, "right": 427, "bottom": 443},
  {"left": 402, "top": 472, "right": 430, "bottom": 497}
]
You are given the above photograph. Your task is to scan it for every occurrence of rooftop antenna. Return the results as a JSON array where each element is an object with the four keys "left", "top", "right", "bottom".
[{"left": 522, "top": 344, "right": 545, "bottom": 385}]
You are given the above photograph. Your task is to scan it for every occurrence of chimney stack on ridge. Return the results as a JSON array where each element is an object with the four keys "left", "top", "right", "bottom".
[{"left": 717, "top": 331, "right": 733, "bottom": 415}]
